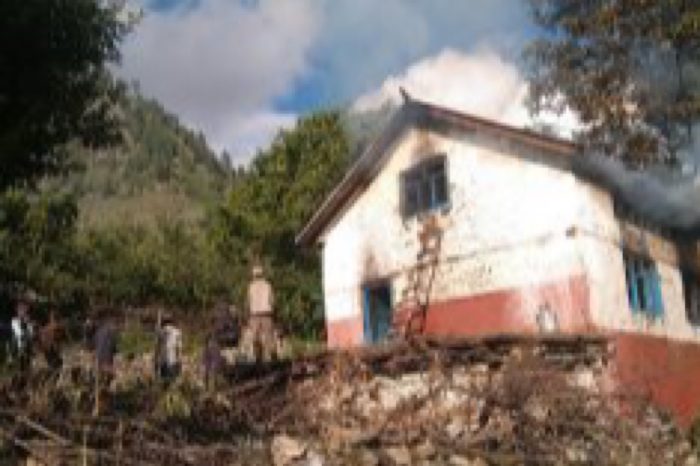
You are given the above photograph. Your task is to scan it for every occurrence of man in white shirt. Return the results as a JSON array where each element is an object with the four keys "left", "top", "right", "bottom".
[
  {"left": 247, "top": 264, "right": 275, "bottom": 361},
  {"left": 157, "top": 316, "right": 182, "bottom": 382},
  {"left": 10, "top": 296, "right": 33, "bottom": 372}
]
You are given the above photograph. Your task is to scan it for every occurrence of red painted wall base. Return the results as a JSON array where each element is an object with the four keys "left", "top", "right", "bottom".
[
  {"left": 420, "top": 274, "right": 591, "bottom": 336},
  {"left": 610, "top": 332, "right": 700, "bottom": 428},
  {"left": 326, "top": 315, "right": 364, "bottom": 347},
  {"left": 326, "top": 274, "right": 591, "bottom": 348},
  {"left": 324, "top": 276, "right": 700, "bottom": 426}
]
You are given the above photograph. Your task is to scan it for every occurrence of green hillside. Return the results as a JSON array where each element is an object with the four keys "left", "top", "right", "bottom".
[
  {"left": 52, "top": 93, "right": 230, "bottom": 228},
  {"left": 4, "top": 93, "right": 358, "bottom": 325}
]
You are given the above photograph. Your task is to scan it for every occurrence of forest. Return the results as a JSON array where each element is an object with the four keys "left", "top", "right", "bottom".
[{"left": 0, "top": 88, "right": 364, "bottom": 340}]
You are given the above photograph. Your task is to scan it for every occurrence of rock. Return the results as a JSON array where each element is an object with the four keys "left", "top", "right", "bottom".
[
  {"left": 357, "top": 449, "right": 379, "bottom": 466},
  {"left": 271, "top": 434, "right": 307, "bottom": 466},
  {"left": 525, "top": 399, "right": 549, "bottom": 422},
  {"left": 446, "top": 419, "right": 465, "bottom": 439},
  {"left": 564, "top": 447, "right": 588, "bottom": 463},
  {"left": 325, "top": 424, "right": 371, "bottom": 449},
  {"left": 572, "top": 369, "right": 596, "bottom": 389},
  {"left": 305, "top": 450, "right": 325, "bottom": 466},
  {"left": 448, "top": 455, "right": 471, "bottom": 466},
  {"left": 414, "top": 440, "right": 436, "bottom": 459},
  {"left": 449, "top": 455, "right": 487, "bottom": 466},
  {"left": 381, "top": 446, "right": 412, "bottom": 465}
]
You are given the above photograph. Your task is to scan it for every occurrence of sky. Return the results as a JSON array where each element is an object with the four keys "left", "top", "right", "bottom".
[{"left": 119, "top": 0, "right": 541, "bottom": 162}]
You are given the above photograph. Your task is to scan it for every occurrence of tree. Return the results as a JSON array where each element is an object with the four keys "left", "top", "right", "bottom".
[
  {"left": 0, "top": 189, "right": 81, "bottom": 312},
  {"left": 527, "top": 0, "right": 700, "bottom": 168},
  {"left": 0, "top": 0, "right": 131, "bottom": 190},
  {"left": 212, "top": 112, "right": 350, "bottom": 338}
]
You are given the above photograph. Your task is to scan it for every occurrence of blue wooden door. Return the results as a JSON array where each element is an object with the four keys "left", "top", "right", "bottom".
[{"left": 363, "top": 283, "right": 392, "bottom": 344}]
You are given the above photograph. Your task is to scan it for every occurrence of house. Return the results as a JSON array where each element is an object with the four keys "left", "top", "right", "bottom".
[{"left": 297, "top": 95, "right": 700, "bottom": 425}]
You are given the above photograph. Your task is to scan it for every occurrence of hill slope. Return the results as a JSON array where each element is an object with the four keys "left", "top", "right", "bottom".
[{"left": 56, "top": 93, "right": 229, "bottom": 227}]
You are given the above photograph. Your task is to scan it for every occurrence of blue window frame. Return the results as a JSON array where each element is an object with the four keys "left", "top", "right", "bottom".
[
  {"left": 401, "top": 156, "right": 448, "bottom": 217},
  {"left": 624, "top": 252, "right": 664, "bottom": 319}
]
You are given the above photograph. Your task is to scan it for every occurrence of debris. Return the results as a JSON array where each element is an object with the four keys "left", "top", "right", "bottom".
[
  {"left": 357, "top": 448, "right": 379, "bottom": 466},
  {"left": 271, "top": 434, "right": 307, "bottom": 466},
  {"left": 449, "top": 455, "right": 488, "bottom": 466},
  {"left": 381, "top": 446, "right": 411, "bottom": 465},
  {"left": 0, "top": 334, "right": 694, "bottom": 464},
  {"left": 446, "top": 419, "right": 465, "bottom": 440},
  {"left": 414, "top": 440, "right": 437, "bottom": 460},
  {"left": 305, "top": 450, "right": 325, "bottom": 466}
]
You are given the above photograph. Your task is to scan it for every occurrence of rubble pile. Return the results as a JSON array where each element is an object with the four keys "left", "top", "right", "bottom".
[
  {"left": 0, "top": 335, "right": 696, "bottom": 465},
  {"left": 280, "top": 336, "right": 694, "bottom": 465}
]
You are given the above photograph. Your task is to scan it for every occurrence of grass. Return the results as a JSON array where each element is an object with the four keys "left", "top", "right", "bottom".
[
  {"left": 118, "top": 320, "right": 206, "bottom": 361},
  {"left": 118, "top": 322, "right": 155, "bottom": 358},
  {"left": 283, "top": 337, "right": 326, "bottom": 360},
  {"left": 183, "top": 330, "right": 205, "bottom": 357}
]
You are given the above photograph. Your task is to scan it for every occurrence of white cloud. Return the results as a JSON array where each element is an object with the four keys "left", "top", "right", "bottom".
[
  {"left": 211, "top": 110, "right": 297, "bottom": 163},
  {"left": 310, "top": 0, "right": 532, "bottom": 104},
  {"left": 119, "top": 0, "right": 318, "bottom": 162},
  {"left": 119, "top": 0, "right": 540, "bottom": 161},
  {"left": 353, "top": 48, "right": 579, "bottom": 137}
]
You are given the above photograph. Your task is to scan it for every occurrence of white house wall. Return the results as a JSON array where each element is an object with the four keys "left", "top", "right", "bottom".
[{"left": 320, "top": 124, "right": 700, "bottom": 347}]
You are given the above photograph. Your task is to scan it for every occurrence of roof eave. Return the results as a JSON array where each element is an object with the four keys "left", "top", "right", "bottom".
[{"left": 295, "top": 107, "right": 411, "bottom": 247}]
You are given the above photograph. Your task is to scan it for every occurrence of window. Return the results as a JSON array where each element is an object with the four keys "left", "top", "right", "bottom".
[
  {"left": 623, "top": 252, "right": 664, "bottom": 319},
  {"left": 401, "top": 156, "right": 448, "bottom": 217},
  {"left": 682, "top": 270, "right": 700, "bottom": 326}
]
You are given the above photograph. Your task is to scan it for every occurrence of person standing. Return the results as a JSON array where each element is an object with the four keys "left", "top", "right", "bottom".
[
  {"left": 10, "top": 295, "right": 34, "bottom": 373},
  {"left": 156, "top": 316, "right": 182, "bottom": 383},
  {"left": 94, "top": 314, "right": 118, "bottom": 375},
  {"left": 93, "top": 312, "right": 118, "bottom": 416},
  {"left": 247, "top": 264, "right": 276, "bottom": 362},
  {"left": 213, "top": 300, "right": 239, "bottom": 348},
  {"left": 38, "top": 310, "right": 63, "bottom": 373},
  {"left": 202, "top": 332, "right": 223, "bottom": 391}
]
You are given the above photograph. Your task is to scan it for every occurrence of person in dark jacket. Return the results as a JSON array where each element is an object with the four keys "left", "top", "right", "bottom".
[
  {"left": 38, "top": 310, "right": 63, "bottom": 373},
  {"left": 95, "top": 316, "right": 118, "bottom": 375},
  {"left": 202, "top": 332, "right": 224, "bottom": 390},
  {"left": 93, "top": 312, "right": 119, "bottom": 416},
  {"left": 0, "top": 321, "right": 12, "bottom": 367},
  {"left": 213, "top": 300, "right": 240, "bottom": 348}
]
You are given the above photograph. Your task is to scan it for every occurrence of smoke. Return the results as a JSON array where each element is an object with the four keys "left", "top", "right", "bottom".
[
  {"left": 575, "top": 156, "right": 700, "bottom": 233},
  {"left": 354, "top": 48, "right": 700, "bottom": 234},
  {"left": 353, "top": 48, "right": 579, "bottom": 137}
]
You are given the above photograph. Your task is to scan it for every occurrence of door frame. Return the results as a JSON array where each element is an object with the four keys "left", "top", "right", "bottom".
[{"left": 362, "top": 279, "right": 393, "bottom": 344}]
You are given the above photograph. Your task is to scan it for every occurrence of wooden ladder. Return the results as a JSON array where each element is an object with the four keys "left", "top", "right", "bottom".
[{"left": 395, "top": 216, "right": 443, "bottom": 337}]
